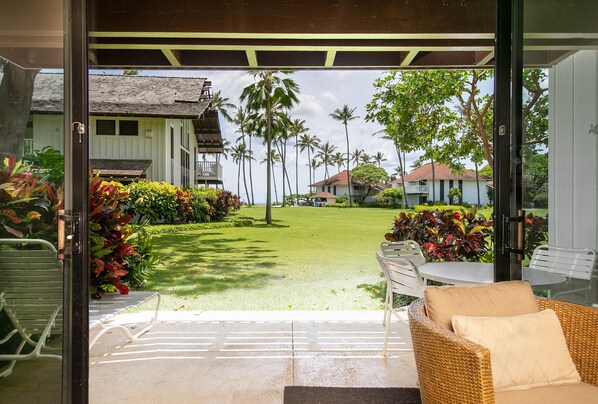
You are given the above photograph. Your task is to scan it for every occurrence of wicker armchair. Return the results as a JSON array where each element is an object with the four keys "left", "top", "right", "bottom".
[{"left": 408, "top": 298, "right": 598, "bottom": 404}]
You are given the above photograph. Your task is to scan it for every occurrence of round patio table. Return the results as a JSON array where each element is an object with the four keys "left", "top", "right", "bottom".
[{"left": 418, "top": 262, "right": 567, "bottom": 291}]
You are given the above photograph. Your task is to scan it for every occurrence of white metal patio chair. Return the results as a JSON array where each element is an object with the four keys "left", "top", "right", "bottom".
[
  {"left": 379, "top": 240, "right": 426, "bottom": 266},
  {"left": 0, "top": 239, "right": 63, "bottom": 378},
  {"left": 376, "top": 252, "right": 426, "bottom": 356},
  {"left": 528, "top": 244, "right": 597, "bottom": 300}
]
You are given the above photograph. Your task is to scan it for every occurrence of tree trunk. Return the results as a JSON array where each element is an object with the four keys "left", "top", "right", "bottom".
[
  {"left": 236, "top": 161, "right": 241, "bottom": 198},
  {"left": 474, "top": 160, "right": 481, "bottom": 207},
  {"left": 431, "top": 157, "right": 436, "bottom": 204},
  {"left": 283, "top": 139, "right": 293, "bottom": 204},
  {"left": 295, "top": 134, "right": 299, "bottom": 205},
  {"left": 307, "top": 148, "right": 312, "bottom": 193},
  {"left": 272, "top": 161, "right": 279, "bottom": 204},
  {"left": 396, "top": 144, "right": 408, "bottom": 208},
  {"left": 240, "top": 131, "right": 251, "bottom": 206},
  {"left": 0, "top": 63, "right": 39, "bottom": 161},
  {"left": 248, "top": 135, "right": 255, "bottom": 205},
  {"left": 344, "top": 123, "right": 353, "bottom": 207},
  {"left": 265, "top": 105, "right": 272, "bottom": 224}
]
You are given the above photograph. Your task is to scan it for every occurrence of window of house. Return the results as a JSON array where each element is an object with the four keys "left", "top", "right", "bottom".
[
  {"left": 322, "top": 186, "right": 325, "bottom": 192},
  {"left": 96, "top": 119, "right": 116, "bottom": 135},
  {"left": 119, "top": 120, "right": 138, "bottom": 136},
  {"left": 333, "top": 186, "right": 336, "bottom": 195},
  {"left": 181, "top": 149, "right": 190, "bottom": 187},
  {"left": 180, "top": 125, "right": 189, "bottom": 149},
  {"left": 327, "top": 186, "right": 331, "bottom": 193}
]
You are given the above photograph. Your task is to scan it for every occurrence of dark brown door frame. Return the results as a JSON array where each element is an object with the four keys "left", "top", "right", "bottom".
[{"left": 64, "top": 0, "right": 89, "bottom": 402}]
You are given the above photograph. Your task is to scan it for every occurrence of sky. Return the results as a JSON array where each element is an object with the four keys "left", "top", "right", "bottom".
[{"left": 151, "top": 69, "right": 426, "bottom": 204}]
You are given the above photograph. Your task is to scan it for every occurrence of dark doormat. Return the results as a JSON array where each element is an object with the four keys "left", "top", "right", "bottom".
[{"left": 283, "top": 386, "right": 422, "bottom": 404}]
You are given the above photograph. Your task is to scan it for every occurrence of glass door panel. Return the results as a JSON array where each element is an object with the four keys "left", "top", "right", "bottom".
[
  {"left": 521, "top": 0, "right": 598, "bottom": 305},
  {"left": 0, "top": 1, "right": 73, "bottom": 401}
]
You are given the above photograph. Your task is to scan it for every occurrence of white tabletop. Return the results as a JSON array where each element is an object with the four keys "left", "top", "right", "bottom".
[{"left": 418, "top": 262, "right": 567, "bottom": 289}]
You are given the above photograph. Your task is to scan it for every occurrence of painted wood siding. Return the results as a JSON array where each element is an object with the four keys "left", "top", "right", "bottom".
[
  {"left": 549, "top": 50, "right": 598, "bottom": 250},
  {"left": 32, "top": 115, "right": 64, "bottom": 152}
]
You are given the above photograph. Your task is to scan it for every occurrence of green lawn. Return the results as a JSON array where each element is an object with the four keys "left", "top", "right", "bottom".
[{"left": 146, "top": 206, "right": 402, "bottom": 311}]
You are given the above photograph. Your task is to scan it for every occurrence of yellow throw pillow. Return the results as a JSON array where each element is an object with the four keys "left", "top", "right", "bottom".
[{"left": 452, "top": 309, "right": 581, "bottom": 392}]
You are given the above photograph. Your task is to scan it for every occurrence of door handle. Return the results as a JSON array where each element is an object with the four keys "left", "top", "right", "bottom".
[
  {"left": 58, "top": 211, "right": 82, "bottom": 259},
  {"left": 502, "top": 210, "right": 526, "bottom": 261}
]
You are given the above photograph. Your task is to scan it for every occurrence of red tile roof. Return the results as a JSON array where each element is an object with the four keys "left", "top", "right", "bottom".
[
  {"left": 312, "top": 192, "right": 337, "bottom": 198},
  {"left": 310, "top": 170, "right": 352, "bottom": 187},
  {"left": 391, "top": 163, "right": 489, "bottom": 183}
]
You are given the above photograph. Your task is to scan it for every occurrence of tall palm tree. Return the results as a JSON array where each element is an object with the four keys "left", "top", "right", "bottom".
[
  {"left": 241, "top": 71, "right": 299, "bottom": 224},
  {"left": 230, "top": 144, "right": 248, "bottom": 200},
  {"left": 315, "top": 141, "right": 337, "bottom": 179},
  {"left": 297, "top": 133, "right": 320, "bottom": 192},
  {"left": 273, "top": 120, "right": 293, "bottom": 207},
  {"left": 330, "top": 105, "right": 359, "bottom": 207},
  {"left": 333, "top": 152, "right": 345, "bottom": 174},
  {"left": 310, "top": 157, "right": 322, "bottom": 189},
  {"left": 289, "top": 119, "right": 308, "bottom": 205},
  {"left": 374, "top": 151, "right": 386, "bottom": 167},
  {"left": 210, "top": 90, "right": 236, "bottom": 122},
  {"left": 261, "top": 150, "right": 281, "bottom": 204},
  {"left": 232, "top": 106, "right": 254, "bottom": 205}
]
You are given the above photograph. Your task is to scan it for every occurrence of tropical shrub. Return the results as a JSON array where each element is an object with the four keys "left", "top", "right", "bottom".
[
  {"left": 175, "top": 188, "right": 194, "bottom": 223},
  {"left": 89, "top": 177, "right": 136, "bottom": 296},
  {"left": 380, "top": 187, "right": 403, "bottom": 206},
  {"left": 23, "top": 146, "right": 64, "bottom": 186},
  {"left": 209, "top": 188, "right": 241, "bottom": 221},
  {"left": 0, "top": 156, "right": 62, "bottom": 242},
  {"left": 188, "top": 187, "right": 211, "bottom": 223},
  {"left": 124, "top": 222, "right": 161, "bottom": 288},
  {"left": 385, "top": 208, "right": 493, "bottom": 262},
  {"left": 123, "top": 181, "right": 178, "bottom": 223},
  {"left": 524, "top": 213, "right": 548, "bottom": 259}
]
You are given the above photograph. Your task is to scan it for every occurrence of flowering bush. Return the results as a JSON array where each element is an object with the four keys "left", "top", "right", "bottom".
[
  {"left": 385, "top": 208, "right": 493, "bottom": 262},
  {"left": 175, "top": 188, "right": 194, "bottom": 223},
  {"left": 0, "top": 156, "right": 62, "bottom": 242},
  {"left": 525, "top": 213, "right": 548, "bottom": 259}
]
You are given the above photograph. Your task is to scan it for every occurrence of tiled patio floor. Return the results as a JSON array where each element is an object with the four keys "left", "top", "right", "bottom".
[{"left": 89, "top": 311, "right": 418, "bottom": 403}]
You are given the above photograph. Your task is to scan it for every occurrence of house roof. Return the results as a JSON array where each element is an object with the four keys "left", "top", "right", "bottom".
[
  {"left": 310, "top": 170, "right": 353, "bottom": 187},
  {"left": 90, "top": 159, "right": 152, "bottom": 178},
  {"left": 312, "top": 192, "right": 337, "bottom": 199},
  {"left": 391, "top": 163, "right": 489, "bottom": 183},
  {"left": 31, "top": 73, "right": 212, "bottom": 119}
]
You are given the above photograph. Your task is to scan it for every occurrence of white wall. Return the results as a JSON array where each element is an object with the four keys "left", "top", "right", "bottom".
[
  {"left": 548, "top": 50, "right": 598, "bottom": 251},
  {"left": 33, "top": 115, "right": 199, "bottom": 187}
]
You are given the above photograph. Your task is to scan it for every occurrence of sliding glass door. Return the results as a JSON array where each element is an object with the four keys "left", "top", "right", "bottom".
[{"left": 0, "top": 0, "right": 89, "bottom": 402}]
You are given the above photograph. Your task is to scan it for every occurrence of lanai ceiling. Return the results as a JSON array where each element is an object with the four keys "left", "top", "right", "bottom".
[{"left": 1, "top": 0, "right": 597, "bottom": 70}]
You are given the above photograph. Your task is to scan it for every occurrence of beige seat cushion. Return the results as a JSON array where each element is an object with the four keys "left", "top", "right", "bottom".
[
  {"left": 452, "top": 309, "right": 580, "bottom": 391},
  {"left": 424, "top": 280, "right": 538, "bottom": 331},
  {"left": 495, "top": 382, "right": 598, "bottom": 404}
]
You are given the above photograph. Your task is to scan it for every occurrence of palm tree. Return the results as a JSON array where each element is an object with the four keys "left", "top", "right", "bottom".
[
  {"left": 273, "top": 120, "right": 294, "bottom": 207},
  {"left": 241, "top": 71, "right": 299, "bottom": 224},
  {"left": 230, "top": 144, "right": 245, "bottom": 200},
  {"left": 333, "top": 152, "right": 345, "bottom": 174},
  {"left": 261, "top": 150, "right": 281, "bottom": 204},
  {"left": 210, "top": 90, "right": 236, "bottom": 122},
  {"left": 350, "top": 148, "right": 364, "bottom": 165},
  {"left": 330, "top": 105, "right": 359, "bottom": 207},
  {"left": 374, "top": 151, "right": 386, "bottom": 167},
  {"left": 315, "top": 141, "right": 337, "bottom": 179},
  {"left": 359, "top": 152, "right": 372, "bottom": 165},
  {"left": 289, "top": 119, "right": 308, "bottom": 205},
  {"left": 297, "top": 133, "right": 320, "bottom": 192},
  {"left": 232, "top": 106, "right": 254, "bottom": 205}
]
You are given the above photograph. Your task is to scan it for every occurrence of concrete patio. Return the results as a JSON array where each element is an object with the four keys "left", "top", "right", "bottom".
[{"left": 89, "top": 310, "right": 418, "bottom": 403}]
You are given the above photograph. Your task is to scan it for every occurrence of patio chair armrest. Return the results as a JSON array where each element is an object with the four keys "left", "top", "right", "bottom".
[
  {"left": 537, "top": 298, "right": 598, "bottom": 387},
  {"left": 408, "top": 299, "right": 496, "bottom": 404}
]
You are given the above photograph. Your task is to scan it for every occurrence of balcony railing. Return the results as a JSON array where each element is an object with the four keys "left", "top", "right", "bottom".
[
  {"left": 403, "top": 184, "right": 429, "bottom": 194},
  {"left": 196, "top": 161, "right": 223, "bottom": 182}
]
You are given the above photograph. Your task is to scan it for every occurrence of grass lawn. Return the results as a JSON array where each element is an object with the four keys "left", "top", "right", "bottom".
[{"left": 146, "top": 206, "right": 403, "bottom": 311}]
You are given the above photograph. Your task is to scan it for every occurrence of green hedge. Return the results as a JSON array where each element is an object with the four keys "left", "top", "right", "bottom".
[
  {"left": 413, "top": 204, "right": 466, "bottom": 213},
  {"left": 144, "top": 217, "right": 254, "bottom": 235}
]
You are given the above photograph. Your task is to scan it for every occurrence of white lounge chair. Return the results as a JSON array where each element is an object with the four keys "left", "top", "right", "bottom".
[
  {"left": 0, "top": 239, "right": 63, "bottom": 378},
  {"left": 375, "top": 252, "right": 426, "bottom": 356},
  {"left": 528, "top": 244, "right": 597, "bottom": 301}
]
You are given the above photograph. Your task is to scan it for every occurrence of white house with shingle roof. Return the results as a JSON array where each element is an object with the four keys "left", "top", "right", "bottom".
[
  {"left": 391, "top": 163, "right": 490, "bottom": 206},
  {"left": 28, "top": 73, "right": 224, "bottom": 187}
]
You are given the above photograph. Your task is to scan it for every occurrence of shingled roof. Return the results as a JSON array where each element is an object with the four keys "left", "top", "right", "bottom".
[
  {"left": 310, "top": 170, "right": 353, "bottom": 187},
  {"left": 391, "top": 163, "right": 489, "bottom": 183},
  {"left": 31, "top": 73, "right": 211, "bottom": 118}
]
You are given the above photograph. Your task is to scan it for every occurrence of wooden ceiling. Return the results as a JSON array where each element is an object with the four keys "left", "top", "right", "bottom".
[{"left": 1, "top": 1, "right": 596, "bottom": 70}]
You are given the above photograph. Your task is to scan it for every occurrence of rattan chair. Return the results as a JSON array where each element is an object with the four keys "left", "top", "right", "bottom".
[
  {"left": 376, "top": 253, "right": 425, "bottom": 356},
  {"left": 408, "top": 297, "right": 598, "bottom": 403}
]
